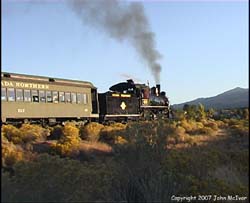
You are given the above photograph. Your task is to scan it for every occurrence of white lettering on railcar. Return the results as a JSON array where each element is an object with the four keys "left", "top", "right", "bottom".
[
  {"left": 1, "top": 81, "right": 14, "bottom": 87},
  {"left": 2, "top": 81, "right": 49, "bottom": 89},
  {"left": 17, "top": 109, "right": 25, "bottom": 113}
]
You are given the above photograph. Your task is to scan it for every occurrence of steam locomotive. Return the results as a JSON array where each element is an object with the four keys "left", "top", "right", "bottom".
[
  {"left": 1, "top": 72, "right": 170, "bottom": 124},
  {"left": 99, "top": 79, "right": 170, "bottom": 122}
]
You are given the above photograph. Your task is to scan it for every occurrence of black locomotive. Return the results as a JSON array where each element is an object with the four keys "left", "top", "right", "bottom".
[{"left": 98, "top": 79, "right": 170, "bottom": 122}]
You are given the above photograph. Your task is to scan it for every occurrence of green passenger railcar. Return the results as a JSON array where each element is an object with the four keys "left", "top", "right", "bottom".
[{"left": 1, "top": 72, "right": 99, "bottom": 124}]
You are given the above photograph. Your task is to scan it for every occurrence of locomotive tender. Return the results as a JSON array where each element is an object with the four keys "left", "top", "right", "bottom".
[{"left": 1, "top": 72, "right": 170, "bottom": 124}]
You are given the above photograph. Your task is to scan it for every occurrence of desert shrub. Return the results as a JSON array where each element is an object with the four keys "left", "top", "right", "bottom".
[
  {"left": 19, "top": 124, "right": 49, "bottom": 143},
  {"left": 49, "top": 125, "right": 63, "bottom": 140},
  {"left": 60, "top": 122, "right": 80, "bottom": 144},
  {"left": 3, "top": 148, "right": 24, "bottom": 168},
  {"left": 2, "top": 124, "right": 49, "bottom": 145},
  {"left": 215, "top": 120, "right": 227, "bottom": 128},
  {"left": 180, "top": 119, "right": 193, "bottom": 132},
  {"left": 110, "top": 122, "right": 178, "bottom": 202},
  {"left": 204, "top": 120, "right": 218, "bottom": 131},
  {"left": 172, "top": 109, "right": 186, "bottom": 120},
  {"left": 180, "top": 119, "right": 205, "bottom": 135},
  {"left": 179, "top": 119, "right": 217, "bottom": 136},
  {"left": 164, "top": 122, "right": 177, "bottom": 135},
  {"left": 163, "top": 147, "right": 247, "bottom": 196},
  {"left": 224, "top": 118, "right": 249, "bottom": 137},
  {"left": 2, "top": 125, "right": 22, "bottom": 144},
  {"left": 109, "top": 122, "right": 127, "bottom": 129},
  {"left": 52, "top": 142, "right": 80, "bottom": 158},
  {"left": 99, "top": 123, "right": 126, "bottom": 144},
  {"left": 175, "top": 126, "right": 193, "bottom": 143},
  {"left": 195, "top": 121, "right": 204, "bottom": 129},
  {"left": 99, "top": 126, "right": 117, "bottom": 144},
  {"left": 115, "top": 136, "right": 128, "bottom": 144},
  {"left": 225, "top": 118, "right": 241, "bottom": 127},
  {"left": 79, "top": 122, "right": 104, "bottom": 142},
  {"left": 1, "top": 154, "right": 113, "bottom": 202},
  {"left": 166, "top": 126, "right": 191, "bottom": 145},
  {"left": 230, "top": 125, "right": 249, "bottom": 137},
  {"left": 52, "top": 122, "right": 81, "bottom": 157},
  {"left": 2, "top": 135, "right": 24, "bottom": 167},
  {"left": 175, "top": 126, "right": 186, "bottom": 135},
  {"left": 191, "top": 127, "right": 215, "bottom": 136}
]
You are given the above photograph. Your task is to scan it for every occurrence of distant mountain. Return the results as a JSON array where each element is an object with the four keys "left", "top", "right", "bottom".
[{"left": 172, "top": 87, "right": 249, "bottom": 110}]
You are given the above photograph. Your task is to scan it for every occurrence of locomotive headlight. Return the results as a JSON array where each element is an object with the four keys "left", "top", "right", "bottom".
[{"left": 142, "top": 99, "right": 148, "bottom": 105}]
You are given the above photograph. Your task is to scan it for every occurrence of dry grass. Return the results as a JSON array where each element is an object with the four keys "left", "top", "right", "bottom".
[{"left": 78, "top": 141, "right": 113, "bottom": 154}]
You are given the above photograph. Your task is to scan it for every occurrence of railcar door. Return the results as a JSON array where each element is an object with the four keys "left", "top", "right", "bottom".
[{"left": 91, "top": 89, "right": 99, "bottom": 114}]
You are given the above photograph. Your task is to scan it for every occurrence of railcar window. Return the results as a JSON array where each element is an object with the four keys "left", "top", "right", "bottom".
[
  {"left": 39, "top": 90, "right": 46, "bottom": 102},
  {"left": 24, "top": 90, "right": 31, "bottom": 102},
  {"left": 32, "top": 90, "right": 39, "bottom": 102},
  {"left": 77, "top": 93, "right": 82, "bottom": 104},
  {"left": 46, "top": 91, "right": 52, "bottom": 103},
  {"left": 53, "top": 91, "right": 59, "bottom": 103},
  {"left": 59, "top": 92, "right": 65, "bottom": 103},
  {"left": 1, "top": 88, "right": 7, "bottom": 101},
  {"left": 71, "top": 93, "right": 76, "bottom": 103},
  {"left": 65, "top": 92, "right": 71, "bottom": 103},
  {"left": 16, "top": 89, "right": 24, "bottom": 102},
  {"left": 83, "top": 93, "right": 87, "bottom": 104},
  {"left": 7, "top": 88, "right": 15, "bottom": 102}
]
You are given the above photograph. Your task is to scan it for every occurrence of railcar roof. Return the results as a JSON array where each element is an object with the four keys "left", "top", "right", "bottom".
[{"left": 1, "top": 72, "right": 97, "bottom": 89}]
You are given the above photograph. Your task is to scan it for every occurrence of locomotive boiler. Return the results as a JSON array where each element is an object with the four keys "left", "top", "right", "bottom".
[{"left": 137, "top": 82, "right": 170, "bottom": 119}]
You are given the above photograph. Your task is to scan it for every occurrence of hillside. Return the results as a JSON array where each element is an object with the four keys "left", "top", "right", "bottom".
[{"left": 172, "top": 87, "right": 249, "bottom": 110}]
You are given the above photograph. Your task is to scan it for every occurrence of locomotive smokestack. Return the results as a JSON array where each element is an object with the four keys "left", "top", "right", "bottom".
[{"left": 156, "top": 84, "right": 160, "bottom": 96}]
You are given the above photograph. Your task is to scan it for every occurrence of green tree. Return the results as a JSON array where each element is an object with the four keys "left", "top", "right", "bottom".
[
  {"left": 197, "top": 103, "right": 206, "bottom": 121},
  {"left": 242, "top": 108, "right": 249, "bottom": 120},
  {"left": 183, "top": 104, "right": 197, "bottom": 120},
  {"left": 207, "top": 108, "right": 215, "bottom": 119}
]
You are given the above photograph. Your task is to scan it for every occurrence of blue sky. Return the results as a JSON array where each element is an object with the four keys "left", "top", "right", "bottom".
[{"left": 2, "top": 0, "right": 249, "bottom": 104}]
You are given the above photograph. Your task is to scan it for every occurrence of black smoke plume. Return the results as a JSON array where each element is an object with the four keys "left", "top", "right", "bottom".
[{"left": 69, "top": 0, "right": 162, "bottom": 83}]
